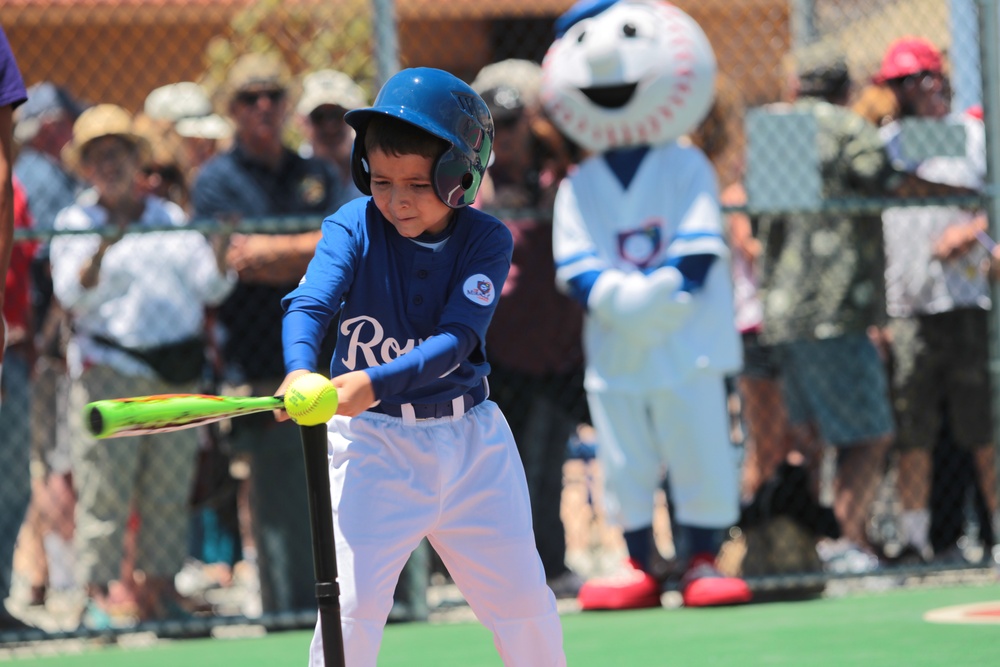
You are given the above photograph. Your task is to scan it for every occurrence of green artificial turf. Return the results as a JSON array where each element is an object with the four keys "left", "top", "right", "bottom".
[{"left": 11, "top": 583, "right": 1000, "bottom": 666}]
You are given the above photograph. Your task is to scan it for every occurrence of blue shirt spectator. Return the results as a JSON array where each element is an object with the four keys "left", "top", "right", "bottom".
[
  {"left": 14, "top": 82, "right": 85, "bottom": 235},
  {"left": 190, "top": 52, "right": 348, "bottom": 617},
  {"left": 193, "top": 136, "right": 346, "bottom": 381}
]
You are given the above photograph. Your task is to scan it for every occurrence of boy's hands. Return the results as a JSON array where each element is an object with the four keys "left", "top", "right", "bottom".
[
  {"left": 273, "top": 369, "right": 312, "bottom": 422},
  {"left": 273, "top": 369, "right": 375, "bottom": 420},
  {"left": 329, "top": 371, "right": 376, "bottom": 417}
]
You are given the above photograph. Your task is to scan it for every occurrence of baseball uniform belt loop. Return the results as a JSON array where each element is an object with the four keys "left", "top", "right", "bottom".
[{"left": 368, "top": 380, "right": 487, "bottom": 422}]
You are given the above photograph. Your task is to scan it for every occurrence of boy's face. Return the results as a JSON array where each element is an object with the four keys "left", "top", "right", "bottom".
[{"left": 368, "top": 148, "right": 453, "bottom": 237}]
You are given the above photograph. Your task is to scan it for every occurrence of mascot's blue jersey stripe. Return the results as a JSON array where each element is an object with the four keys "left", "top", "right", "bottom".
[
  {"left": 666, "top": 254, "right": 716, "bottom": 292},
  {"left": 564, "top": 269, "right": 603, "bottom": 308},
  {"left": 661, "top": 230, "right": 725, "bottom": 291},
  {"left": 555, "top": 249, "right": 606, "bottom": 307},
  {"left": 282, "top": 197, "right": 512, "bottom": 405}
]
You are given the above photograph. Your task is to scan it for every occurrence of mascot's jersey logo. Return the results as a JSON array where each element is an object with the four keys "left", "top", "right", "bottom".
[
  {"left": 463, "top": 274, "right": 496, "bottom": 305},
  {"left": 618, "top": 222, "right": 663, "bottom": 269}
]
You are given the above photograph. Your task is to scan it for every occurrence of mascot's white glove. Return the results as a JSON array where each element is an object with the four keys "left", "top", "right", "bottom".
[
  {"left": 588, "top": 266, "right": 693, "bottom": 344},
  {"left": 649, "top": 269, "right": 695, "bottom": 336}
]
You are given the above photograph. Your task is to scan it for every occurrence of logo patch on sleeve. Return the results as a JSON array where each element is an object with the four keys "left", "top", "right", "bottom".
[{"left": 463, "top": 274, "right": 496, "bottom": 305}]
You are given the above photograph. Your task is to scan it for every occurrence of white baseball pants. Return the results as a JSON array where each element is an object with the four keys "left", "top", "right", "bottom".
[
  {"left": 308, "top": 401, "right": 565, "bottom": 667},
  {"left": 586, "top": 375, "right": 741, "bottom": 531}
]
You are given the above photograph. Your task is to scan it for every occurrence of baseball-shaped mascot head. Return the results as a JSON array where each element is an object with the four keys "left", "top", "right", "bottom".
[{"left": 541, "top": 0, "right": 716, "bottom": 152}]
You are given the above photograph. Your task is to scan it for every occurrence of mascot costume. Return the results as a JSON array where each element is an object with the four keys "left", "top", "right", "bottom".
[{"left": 543, "top": 0, "right": 751, "bottom": 608}]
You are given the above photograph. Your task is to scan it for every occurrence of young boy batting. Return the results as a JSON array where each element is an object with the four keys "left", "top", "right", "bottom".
[{"left": 276, "top": 67, "right": 566, "bottom": 667}]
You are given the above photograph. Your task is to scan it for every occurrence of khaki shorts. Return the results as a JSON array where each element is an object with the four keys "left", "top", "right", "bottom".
[
  {"left": 778, "top": 333, "right": 895, "bottom": 447},
  {"left": 888, "top": 309, "right": 993, "bottom": 450}
]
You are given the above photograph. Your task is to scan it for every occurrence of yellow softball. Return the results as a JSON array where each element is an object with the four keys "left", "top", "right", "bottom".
[{"left": 284, "top": 373, "right": 339, "bottom": 426}]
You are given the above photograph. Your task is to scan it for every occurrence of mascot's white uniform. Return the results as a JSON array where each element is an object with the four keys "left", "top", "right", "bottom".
[{"left": 543, "top": 0, "right": 750, "bottom": 609}]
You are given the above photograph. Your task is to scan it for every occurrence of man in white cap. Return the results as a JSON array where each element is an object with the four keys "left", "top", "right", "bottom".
[
  {"left": 295, "top": 69, "right": 367, "bottom": 199},
  {"left": 143, "top": 81, "right": 232, "bottom": 185}
]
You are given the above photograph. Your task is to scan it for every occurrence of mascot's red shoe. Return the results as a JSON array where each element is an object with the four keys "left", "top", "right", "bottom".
[
  {"left": 577, "top": 558, "right": 661, "bottom": 610},
  {"left": 680, "top": 554, "right": 753, "bottom": 607}
]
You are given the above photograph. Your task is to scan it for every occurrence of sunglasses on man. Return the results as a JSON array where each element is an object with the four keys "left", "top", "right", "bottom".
[
  {"left": 895, "top": 70, "right": 943, "bottom": 92},
  {"left": 235, "top": 89, "right": 286, "bottom": 106}
]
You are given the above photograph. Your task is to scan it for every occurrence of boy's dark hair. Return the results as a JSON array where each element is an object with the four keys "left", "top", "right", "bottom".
[{"left": 364, "top": 115, "right": 449, "bottom": 162}]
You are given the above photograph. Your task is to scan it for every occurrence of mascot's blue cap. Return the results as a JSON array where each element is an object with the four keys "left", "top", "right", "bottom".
[{"left": 554, "top": 0, "right": 619, "bottom": 38}]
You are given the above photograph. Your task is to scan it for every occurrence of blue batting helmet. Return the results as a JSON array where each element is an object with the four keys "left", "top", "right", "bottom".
[{"left": 344, "top": 67, "right": 494, "bottom": 208}]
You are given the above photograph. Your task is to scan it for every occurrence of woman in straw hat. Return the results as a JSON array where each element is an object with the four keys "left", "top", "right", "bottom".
[{"left": 49, "top": 104, "right": 237, "bottom": 630}]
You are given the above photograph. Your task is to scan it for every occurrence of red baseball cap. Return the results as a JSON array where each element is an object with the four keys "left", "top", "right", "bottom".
[{"left": 874, "top": 37, "right": 942, "bottom": 83}]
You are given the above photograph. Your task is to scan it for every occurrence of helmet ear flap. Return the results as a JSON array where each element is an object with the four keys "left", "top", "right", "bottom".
[
  {"left": 349, "top": 134, "right": 372, "bottom": 195},
  {"left": 432, "top": 120, "right": 491, "bottom": 208},
  {"left": 433, "top": 147, "right": 481, "bottom": 208}
]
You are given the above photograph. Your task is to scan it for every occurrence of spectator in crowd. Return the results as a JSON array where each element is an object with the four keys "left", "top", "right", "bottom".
[
  {"left": 174, "top": 118, "right": 232, "bottom": 190},
  {"left": 0, "top": 24, "right": 31, "bottom": 633},
  {"left": 471, "top": 58, "right": 587, "bottom": 599},
  {"left": 295, "top": 69, "right": 367, "bottom": 200},
  {"left": 13, "top": 82, "right": 84, "bottom": 243},
  {"left": 853, "top": 82, "right": 900, "bottom": 129},
  {"left": 753, "top": 52, "right": 897, "bottom": 572},
  {"left": 49, "top": 104, "right": 236, "bottom": 629},
  {"left": 133, "top": 112, "right": 189, "bottom": 210},
  {"left": 5, "top": 178, "right": 46, "bottom": 612},
  {"left": 1, "top": 178, "right": 35, "bottom": 624},
  {"left": 143, "top": 81, "right": 232, "bottom": 203},
  {"left": 144, "top": 81, "right": 242, "bottom": 593},
  {"left": 12, "top": 81, "right": 84, "bottom": 612},
  {"left": 191, "top": 52, "right": 348, "bottom": 616},
  {"left": 1, "top": 179, "right": 36, "bottom": 628},
  {"left": 876, "top": 37, "right": 998, "bottom": 563},
  {"left": 753, "top": 49, "right": 976, "bottom": 572}
]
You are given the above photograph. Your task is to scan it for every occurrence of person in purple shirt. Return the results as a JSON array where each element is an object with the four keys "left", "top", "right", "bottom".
[
  {"left": 0, "top": 23, "right": 31, "bottom": 634},
  {"left": 276, "top": 68, "right": 566, "bottom": 667}
]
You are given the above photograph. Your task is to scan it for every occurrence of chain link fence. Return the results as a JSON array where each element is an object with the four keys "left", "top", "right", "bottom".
[{"left": 2, "top": 0, "right": 998, "bottom": 650}]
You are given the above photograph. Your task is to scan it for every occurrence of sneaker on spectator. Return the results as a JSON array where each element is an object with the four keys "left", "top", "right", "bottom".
[
  {"left": 547, "top": 570, "right": 585, "bottom": 600},
  {"left": 817, "top": 539, "right": 880, "bottom": 574},
  {"left": 577, "top": 558, "right": 661, "bottom": 610},
  {"left": 883, "top": 543, "right": 932, "bottom": 566},
  {"left": 680, "top": 554, "right": 752, "bottom": 607},
  {"left": 78, "top": 599, "right": 114, "bottom": 632},
  {"left": 175, "top": 559, "right": 219, "bottom": 597},
  {"left": 931, "top": 544, "right": 970, "bottom": 567}
]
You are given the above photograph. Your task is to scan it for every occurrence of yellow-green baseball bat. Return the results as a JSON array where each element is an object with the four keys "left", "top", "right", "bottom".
[{"left": 85, "top": 393, "right": 285, "bottom": 439}]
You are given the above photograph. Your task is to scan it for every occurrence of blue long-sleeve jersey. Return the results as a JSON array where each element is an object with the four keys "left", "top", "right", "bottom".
[{"left": 282, "top": 197, "right": 513, "bottom": 406}]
